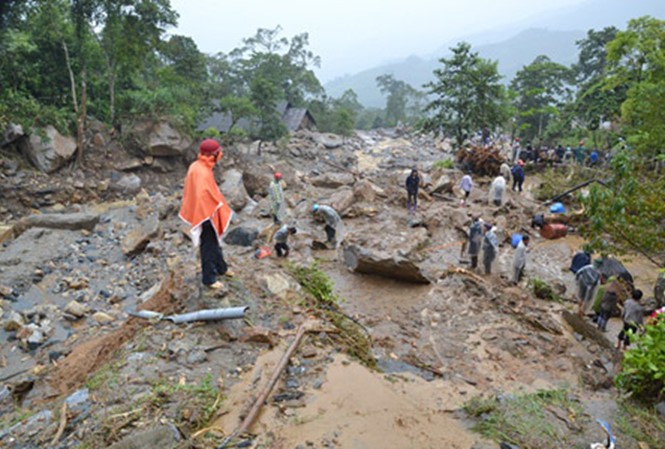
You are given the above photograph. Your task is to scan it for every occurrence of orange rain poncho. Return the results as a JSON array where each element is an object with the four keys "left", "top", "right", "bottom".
[{"left": 179, "top": 153, "right": 232, "bottom": 246}]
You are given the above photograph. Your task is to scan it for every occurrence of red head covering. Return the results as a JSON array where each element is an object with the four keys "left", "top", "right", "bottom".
[
  {"left": 518, "top": 159, "right": 525, "bottom": 166},
  {"left": 274, "top": 172, "right": 283, "bottom": 181},
  {"left": 199, "top": 139, "right": 221, "bottom": 155}
]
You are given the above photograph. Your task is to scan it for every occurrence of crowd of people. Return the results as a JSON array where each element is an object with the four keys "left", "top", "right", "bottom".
[{"left": 179, "top": 138, "right": 657, "bottom": 350}]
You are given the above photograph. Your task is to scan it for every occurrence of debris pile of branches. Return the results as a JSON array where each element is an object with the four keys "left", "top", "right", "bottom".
[{"left": 456, "top": 145, "right": 505, "bottom": 175}]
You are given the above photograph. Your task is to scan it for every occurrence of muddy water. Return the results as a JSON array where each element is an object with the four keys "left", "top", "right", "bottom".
[{"left": 217, "top": 353, "right": 477, "bottom": 449}]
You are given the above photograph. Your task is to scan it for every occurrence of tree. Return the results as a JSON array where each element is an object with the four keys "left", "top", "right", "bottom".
[
  {"left": 250, "top": 76, "right": 286, "bottom": 153},
  {"left": 376, "top": 74, "right": 411, "bottom": 126},
  {"left": 331, "top": 108, "right": 355, "bottom": 137},
  {"left": 583, "top": 150, "right": 665, "bottom": 267},
  {"left": 606, "top": 16, "right": 665, "bottom": 158},
  {"left": 572, "top": 27, "right": 626, "bottom": 148},
  {"left": 511, "top": 55, "right": 572, "bottom": 141},
  {"left": 218, "top": 95, "right": 256, "bottom": 132},
  {"left": 422, "top": 42, "right": 506, "bottom": 147}
]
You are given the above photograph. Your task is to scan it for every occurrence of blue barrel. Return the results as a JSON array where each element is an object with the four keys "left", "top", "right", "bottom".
[{"left": 511, "top": 233, "right": 523, "bottom": 248}]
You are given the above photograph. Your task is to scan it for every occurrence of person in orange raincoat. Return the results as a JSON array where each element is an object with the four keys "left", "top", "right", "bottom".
[{"left": 179, "top": 139, "right": 233, "bottom": 289}]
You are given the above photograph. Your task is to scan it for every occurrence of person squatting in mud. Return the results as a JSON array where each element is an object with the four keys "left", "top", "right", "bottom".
[
  {"left": 312, "top": 204, "right": 344, "bottom": 248},
  {"left": 179, "top": 139, "right": 233, "bottom": 290},
  {"left": 274, "top": 224, "right": 297, "bottom": 258}
]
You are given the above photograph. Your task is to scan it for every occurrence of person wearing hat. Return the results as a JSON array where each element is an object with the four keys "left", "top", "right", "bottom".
[
  {"left": 269, "top": 172, "right": 286, "bottom": 225},
  {"left": 511, "top": 160, "right": 525, "bottom": 193},
  {"left": 482, "top": 224, "right": 499, "bottom": 275},
  {"left": 512, "top": 234, "right": 530, "bottom": 285},
  {"left": 405, "top": 167, "right": 420, "bottom": 214},
  {"left": 179, "top": 139, "right": 233, "bottom": 289},
  {"left": 312, "top": 204, "right": 344, "bottom": 248}
]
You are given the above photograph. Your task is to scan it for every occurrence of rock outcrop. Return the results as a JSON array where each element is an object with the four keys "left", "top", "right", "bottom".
[
  {"left": 343, "top": 244, "right": 431, "bottom": 284},
  {"left": 19, "top": 126, "right": 77, "bottom": 173}
]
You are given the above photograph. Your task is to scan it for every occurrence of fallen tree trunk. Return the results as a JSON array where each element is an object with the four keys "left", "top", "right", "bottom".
[
  {"left": 14, "top": 212, "right": 100, "bottom": 237},
  {"left": 343, "top": 244, "right": 431, "bottom": 284}
]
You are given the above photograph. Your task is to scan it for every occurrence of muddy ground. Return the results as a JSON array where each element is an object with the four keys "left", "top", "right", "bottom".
[{"left": 0, "top": 129, "right": 662, "bottom": 449}]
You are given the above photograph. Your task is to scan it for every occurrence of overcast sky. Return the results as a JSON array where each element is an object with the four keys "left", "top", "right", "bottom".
[{"left": 169, "top": 0, "right": 589, "bottom": 82}]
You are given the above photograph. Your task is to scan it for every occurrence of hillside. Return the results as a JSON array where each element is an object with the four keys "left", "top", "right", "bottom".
[{"left": 325, "top": 29, "right": 584, "bottom": 108}]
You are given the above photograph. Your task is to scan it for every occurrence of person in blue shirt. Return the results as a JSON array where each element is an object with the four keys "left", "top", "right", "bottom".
[{"left": 511, "top": 160, "right": 525, "bottom": 192}]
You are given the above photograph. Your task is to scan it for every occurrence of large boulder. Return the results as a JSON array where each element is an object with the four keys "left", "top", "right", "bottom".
[
  {"left": 430, "top": 173, "right": 453, "bottom": 195},
  {"left": 122, "top": 214, "right": 161, "bottom": 256},
  {"left": 330, "top": 188, "right": 355, "bottom": 215},
  {"left": 343, "top": 244, "right": 431, "bottom": 284},
  {"left": 223, "top": 226, "right": 258, "bottom": 247},
  {"left": 314, "top": 133, "right": 344, "bottom": 149},
  {"left": 126, "top": 120, "right": 192, "bottom": 157},
  {"left": 310, "top": 172, "right": 355, "bottom": 189},
  {"left": 14, "top": 212, "right": 100, "bottom": 237},
  {"left": 353, "top": 179, "right": 386, "bottom": 203},
  {"left": 220, "top": 169, "right": 250, "bottom": 211},
  {"left": 19, "top": 125, "right": 77, "bottom": 173},
  {"left": 242, "top": 170, "right": 273, "bottom": 197},
  {"left": 1, "top": 123, "right": 24, "bottom": 147}
]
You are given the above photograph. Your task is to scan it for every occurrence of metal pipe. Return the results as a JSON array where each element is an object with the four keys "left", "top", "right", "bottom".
[
  {"left": 164, "top": 306, "right": 249, "bottom": 324},
  {"left": 127, "top": 310, "right": 164, "bottom": 320}
]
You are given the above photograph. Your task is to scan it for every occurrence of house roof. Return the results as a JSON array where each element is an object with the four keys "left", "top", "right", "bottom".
[{"left": 197, "top": 100, "right": 315, "bottom": 133}]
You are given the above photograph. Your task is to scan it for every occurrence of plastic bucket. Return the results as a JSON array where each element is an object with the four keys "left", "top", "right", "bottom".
[{"left": 549, "top": 202, "right": 566, "bottom": 214}]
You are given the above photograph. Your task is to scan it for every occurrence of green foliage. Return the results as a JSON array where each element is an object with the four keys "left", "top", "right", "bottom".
[
  {"left": 529, "top": 278, "right": 562, "bottom": 302},
  {"left": 376, "top": 74, "right": 422, "bottom": 126},
  {"left": 250, "top": 76, "right": 287, "bottom": 142},
  {"left": 202, "top": 127, "right": 221, "bottom": 139},
  {"left": 423, "top": 42, "right": 507, "bottom": 147},
  {"left": 616, "top": 317, "right": 665, "bottom": 402},
  {"left": 464, "top": 390, "right": 588, "bottom": 448},
  {"left": 432, "top": 159, "right": 454, "bottom": 170},
  {"left": 218, "top": 95, "right": 257, "bottom": 131},
  {"left": 616, "top": 400, "right": 665, "bottom": 447},
  {"left": 534, "top": 166, "right": 591, "bottom": 202},
  {"left": 582, "top": 150, "right": 665, "bottom": 266},
  {"left": 511, "top": 55, "right": 572, "bottom": 141},
  {"left": 289, "top": 261, "right": 340, "bottom": 307}
]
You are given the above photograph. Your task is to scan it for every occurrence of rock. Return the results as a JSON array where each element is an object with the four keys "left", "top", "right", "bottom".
[
  {"left": 93, "top": 311, "right": 114, "bottom": 325},
  {"left": 263, "top": 273, "right": 292, "bottom": 298},
  {"left": 17, "top": 323, "right": 47, "bottom": 350},
  {"left": 14, "top": 212, "right": 99, "bottom": 236},
  {"left": 353, "top": 179, "right": 386, "bottom": 202},
  {"left": 0, "top": 284, "right": 13, "bottom": 299},
  {"left": 65, "top": 388, "right": 91, "bottom": 417},
  {"left": 0, "top": 386, "right": 13, "bottom": 415},
  {"left": 220, "top": 169, "right": 250, "bottom": 211},
  {"left": 301, "top": 345, "right": 318, "bottom": 358},
  {"left": 122, "top": 214, "right": 161, "bottom": 256},
  {"left": 1, "top": 123, "right": 24, "bottom": 146},
  {"left": 330, "top": 188, "right": 355, "bottom": 215},
  {"left": 4, "top": 311, "right": 25, "bottom": 331},
  {"left": 562, "top": 311, "right": 615, "bottom": 351},
  {"left": 127, "top": 120, "right": 192, "bottom": 157},
  {"left": 186, "top": 349, "right": 208, "bottom": 365},
  {"left": 310, "top": 172, "right": 355, "bottom": 189},
  {"left": 242, "top": 171, "right": 273, "bottom": 197},
  {"left": 151, "top": 157, "right": 178, "bottom": 173},
  {"left": 112, "top": 174, "right": 142, "bottom": 194},
  {"left": 18, "top": 125, "right": 77, "bottom": 173},
  {"left": 92, "top": 132, "right": 106, "bottom": 148},
  {"left": 106, "top": 424, "right": 182, "bottom": 449},
  {"left": 343, "top": 244, "right": 431, "bottom": 284},
  {"left": 223, "top": 226, "right": 258, "bottom": 247},
  {"left": 1, "top": 409, "right": 52, "bottom": 440},
  {"left": 0, "top": 225, "right": 13, "bottom": 244},
  {"left": 240, "top": 327, "right": 276, "bottom": 347},
  {"left": 656, "top": 401, "right": 665, "bottom": 418},
  {"left": 64, "top": 300, "right": 89, "bottom": 318},
  {"left": 655, "top": 271, "right": 665, "bottom": 308},
  {"left": 314, "top": 133, "right": 344, "bottom": 149},
  {"left": 117, "top": 158, "right": 144, "bottom": 172},
  {"left": 430, "top": 173, "right": 453, "bottom": 195}
]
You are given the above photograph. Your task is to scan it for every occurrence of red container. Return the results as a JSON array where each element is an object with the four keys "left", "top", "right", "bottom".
[{"left": 540, "top": 223, "right": 568, "bottom": 240}]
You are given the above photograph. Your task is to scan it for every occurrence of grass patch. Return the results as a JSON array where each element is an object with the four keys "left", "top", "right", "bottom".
[
  {"left": 616, "top": 400, "right": 665, "bottom": 448},
  {"left": 85, "top": 360, "right": 121, "bottom": 391},
  {"left": 529, "top": 278, "right": 563, "bottom": 303},
  {"left": 463, "top": 389, "right": 589, "bottom": 449},
  {"left": 149, "top": 374, "right": 221, "bottom": 430},
  {"left": 433, "top": 159, "right": 455, "bottom": 170},
  {"left": 534, "top": 166, "right": 593, "bottom": 202},
  {"left": 289, "top": 261, "right": 375, "bottom": 368}
]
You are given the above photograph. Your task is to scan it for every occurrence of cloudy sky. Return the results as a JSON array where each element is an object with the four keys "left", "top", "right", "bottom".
[{"left": 169, "top": 0, "right": 589, "bottom": 82}]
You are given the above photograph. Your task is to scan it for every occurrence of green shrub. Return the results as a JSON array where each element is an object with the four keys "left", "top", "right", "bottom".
[
  {"left": 616, "top": 318, "right": 665, "bottom": 402},
  {"left": 432, "top": 159, "right": 454, "bottom": 170},
  {"left": 529, "top": 278, "right": 562, "bottom": 302}
]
